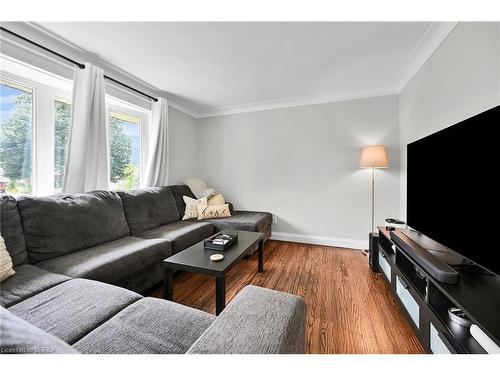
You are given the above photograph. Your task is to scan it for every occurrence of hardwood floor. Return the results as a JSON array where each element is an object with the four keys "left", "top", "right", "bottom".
[{"left": 149, "top": 240, "right": 424, "bottom": 354}]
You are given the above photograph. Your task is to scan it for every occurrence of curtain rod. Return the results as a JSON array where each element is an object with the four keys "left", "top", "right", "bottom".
[{"left": 0, "top": 26, "right": 159, "bottom": 102}]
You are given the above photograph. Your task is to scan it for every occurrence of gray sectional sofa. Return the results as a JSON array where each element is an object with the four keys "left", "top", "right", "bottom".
[
  {"left": 0, "top": 185, "right": 305, "bottom": 354},
  {"left": 2, "top": 184, "right": 272, "bottom": 293}
]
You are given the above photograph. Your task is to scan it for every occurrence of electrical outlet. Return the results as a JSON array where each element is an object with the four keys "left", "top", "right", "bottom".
[{"left": 272, "top": 216, "right": 278, "bottom": 224}]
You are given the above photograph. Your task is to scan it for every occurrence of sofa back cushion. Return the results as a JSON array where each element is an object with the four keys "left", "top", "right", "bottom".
[
  {"left": 117, "top": 187, "right": 179, "bottom": 235},
  {"left": 169, "top": 185, "right": 196, "bottom": 220},
  {"left": 17, "top": 191, "right": 130, "bottom": 263},
  {"left": 0, "top": 195, "right": 28, "bottom": 266}
]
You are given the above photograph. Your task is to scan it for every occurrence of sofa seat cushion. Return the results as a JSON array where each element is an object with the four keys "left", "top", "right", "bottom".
[
  {"left": 1, "top": 306, "right": 78, "bottom": 354},
  {"left": 135, "top": 221, "right": 215, "bottom": 254},
  {"left": 117, "top": 187, "right": 179, "bottom": 235},
  {"left": 8, "top": 279, "right": 141, "bottom": 344},
  {"left": 17, "top": 191, "right": 130, "bottom": 262},
  {"left": 187, "top": 286, "right": 306, "bottom": 354},
  {"left": 0, "top": 264, "right": 71, "bottom": 308},
  {"left": 35, "top": 236, "right": 171, "bottom": 287},
  {"left": 74, "top": 297, "right": 215, "bottom": 354},
  {"left": 203, "top": 210, "right": 272, "bottom": 234}
]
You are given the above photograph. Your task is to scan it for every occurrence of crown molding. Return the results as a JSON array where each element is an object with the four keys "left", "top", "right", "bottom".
[
  {"left": 197, "top": 22, "right": 458, "bottom": 118},
  {"left": 164, "top": 96, "right": 199, "bottom": 118},
  {"left": 4, "top": 22, "right": 458, "bottom": 120},
  {"left": 196, "top": 88, "right": 399, "bottom": 118},
  {"left": 395, "top": 22, "right": 458, "bottom": 92}
]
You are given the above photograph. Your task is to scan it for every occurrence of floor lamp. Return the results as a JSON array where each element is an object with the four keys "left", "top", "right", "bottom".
[{"left": 359, "top": 145, "right": 389, "bottom": 233}]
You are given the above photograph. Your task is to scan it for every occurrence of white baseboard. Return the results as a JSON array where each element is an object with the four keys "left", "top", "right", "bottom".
[{"left": 270, "top": 231, "right": 367, "bottom": 250}]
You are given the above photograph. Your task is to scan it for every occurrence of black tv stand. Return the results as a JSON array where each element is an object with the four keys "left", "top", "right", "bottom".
[{"left": 373, "top": 226, "right": 500, "bottom": 354}]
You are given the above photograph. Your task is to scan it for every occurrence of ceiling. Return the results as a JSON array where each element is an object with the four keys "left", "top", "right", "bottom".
[{"left": 37, "top": 22, "right": 453, "bottom": 117}]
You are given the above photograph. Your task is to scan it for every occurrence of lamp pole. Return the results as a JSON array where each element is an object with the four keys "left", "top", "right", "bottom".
[{"left": 371, "top": 167, "right": 375, "bottom": 233}]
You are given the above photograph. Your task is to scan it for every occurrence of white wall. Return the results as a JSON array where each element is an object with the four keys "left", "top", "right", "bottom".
[
  {"left": 197, "top": 95, "right": 400, "bottom": 249},
  {"left": 168, "top": 107, "right": 198, "bottom": 184},
  {"left": 399, "top": 22, "right": 500, "bottom": 219}
]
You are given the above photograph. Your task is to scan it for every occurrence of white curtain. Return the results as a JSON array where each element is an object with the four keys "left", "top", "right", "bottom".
[
  {"left": 62, "top": 64, "right": 109, "bottom": 193},
  {"left": 144, "top": 97, "right": 169, "bottom": 187}
]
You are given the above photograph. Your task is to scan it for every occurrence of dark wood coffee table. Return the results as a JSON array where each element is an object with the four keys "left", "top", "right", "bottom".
[{"left": 162, "top": 230, "right": 265, "bottom": 315}]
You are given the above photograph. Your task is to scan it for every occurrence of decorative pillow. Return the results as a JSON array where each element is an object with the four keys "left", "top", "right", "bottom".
[
  {"left": 182, "top": 196, "right": 208, "bottom": 220},
  {"left": 208, "top": 193, "right": 225, "bottom": 206},
  {"left": 182, "top": 178, "right": 216, "bottom": 199},
  {"left": 1, "top": 236, "right": 15, "bottom": 282},
  {"left": 197, "top": 204, "right": 231, "bottom": 220}
]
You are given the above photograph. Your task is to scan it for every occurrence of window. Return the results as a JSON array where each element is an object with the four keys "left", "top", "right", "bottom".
[
  {"left": 109, "top": 112, "right": 142, "bottom": 190},
  {"left": 53, "top": 99, "right": 71, "bottom": 192},
  {"left": 2, "top": 56, "right": 72, "bottom": 195},
  {"left": 0, "top": 81, "right": 33, "bottom": 194},
  {"left": 107, "top": 98, "right": 149, "bottom": 191},
  {"left": 1, "top": 55, "right": 150, "bottom": 195}
]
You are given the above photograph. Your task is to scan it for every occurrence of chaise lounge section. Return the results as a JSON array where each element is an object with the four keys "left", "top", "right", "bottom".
[{"left": 1, "top": 278, "right": 306, "bottom": 354}]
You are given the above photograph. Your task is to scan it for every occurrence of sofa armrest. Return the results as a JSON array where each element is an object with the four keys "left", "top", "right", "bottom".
[{"left": 186, "top": 285, "right": 306, "bottom": 354}]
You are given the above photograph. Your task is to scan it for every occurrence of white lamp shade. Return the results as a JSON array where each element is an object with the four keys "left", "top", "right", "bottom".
[{"left": 359, "top": 145, "right": 389, "bottom": 168}]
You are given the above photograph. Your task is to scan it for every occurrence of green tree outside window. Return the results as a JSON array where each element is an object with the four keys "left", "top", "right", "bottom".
[{"left": 0, "top": 87, "right": 33, "bottom": 194}]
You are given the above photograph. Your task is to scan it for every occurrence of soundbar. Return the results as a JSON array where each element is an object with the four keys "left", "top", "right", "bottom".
[{"left": 390, "top": 231, "right": 459, "bottom": 284}]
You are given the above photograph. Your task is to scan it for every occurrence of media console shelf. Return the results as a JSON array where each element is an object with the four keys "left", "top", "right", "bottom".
[{"left": 374, "top": 226, "right": 500, "bottom": 354}]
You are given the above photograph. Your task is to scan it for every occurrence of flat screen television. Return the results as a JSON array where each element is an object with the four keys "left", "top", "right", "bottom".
[{"left": 407, "top": 105, "right": 500, "bottom": 276}]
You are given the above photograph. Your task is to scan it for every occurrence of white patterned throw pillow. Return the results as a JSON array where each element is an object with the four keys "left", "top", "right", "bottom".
[
  {"left": 182, "top": 196, "right": 208, "bottom": 220},
  {"left": 1, "top": 236, "right": 15, "bottom": 282},
  {"left": 182, "top": 178, "right": 217, "bottom": 199}
]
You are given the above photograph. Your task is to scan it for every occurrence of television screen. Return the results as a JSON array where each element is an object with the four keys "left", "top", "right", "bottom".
[{"left": 407, "top": 105, "right": 500, "bottom": 276}]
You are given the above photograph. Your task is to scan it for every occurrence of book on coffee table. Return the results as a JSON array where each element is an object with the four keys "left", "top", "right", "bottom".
[{"left": 204, "top": 232, "right": 238, "bottom": 251}]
